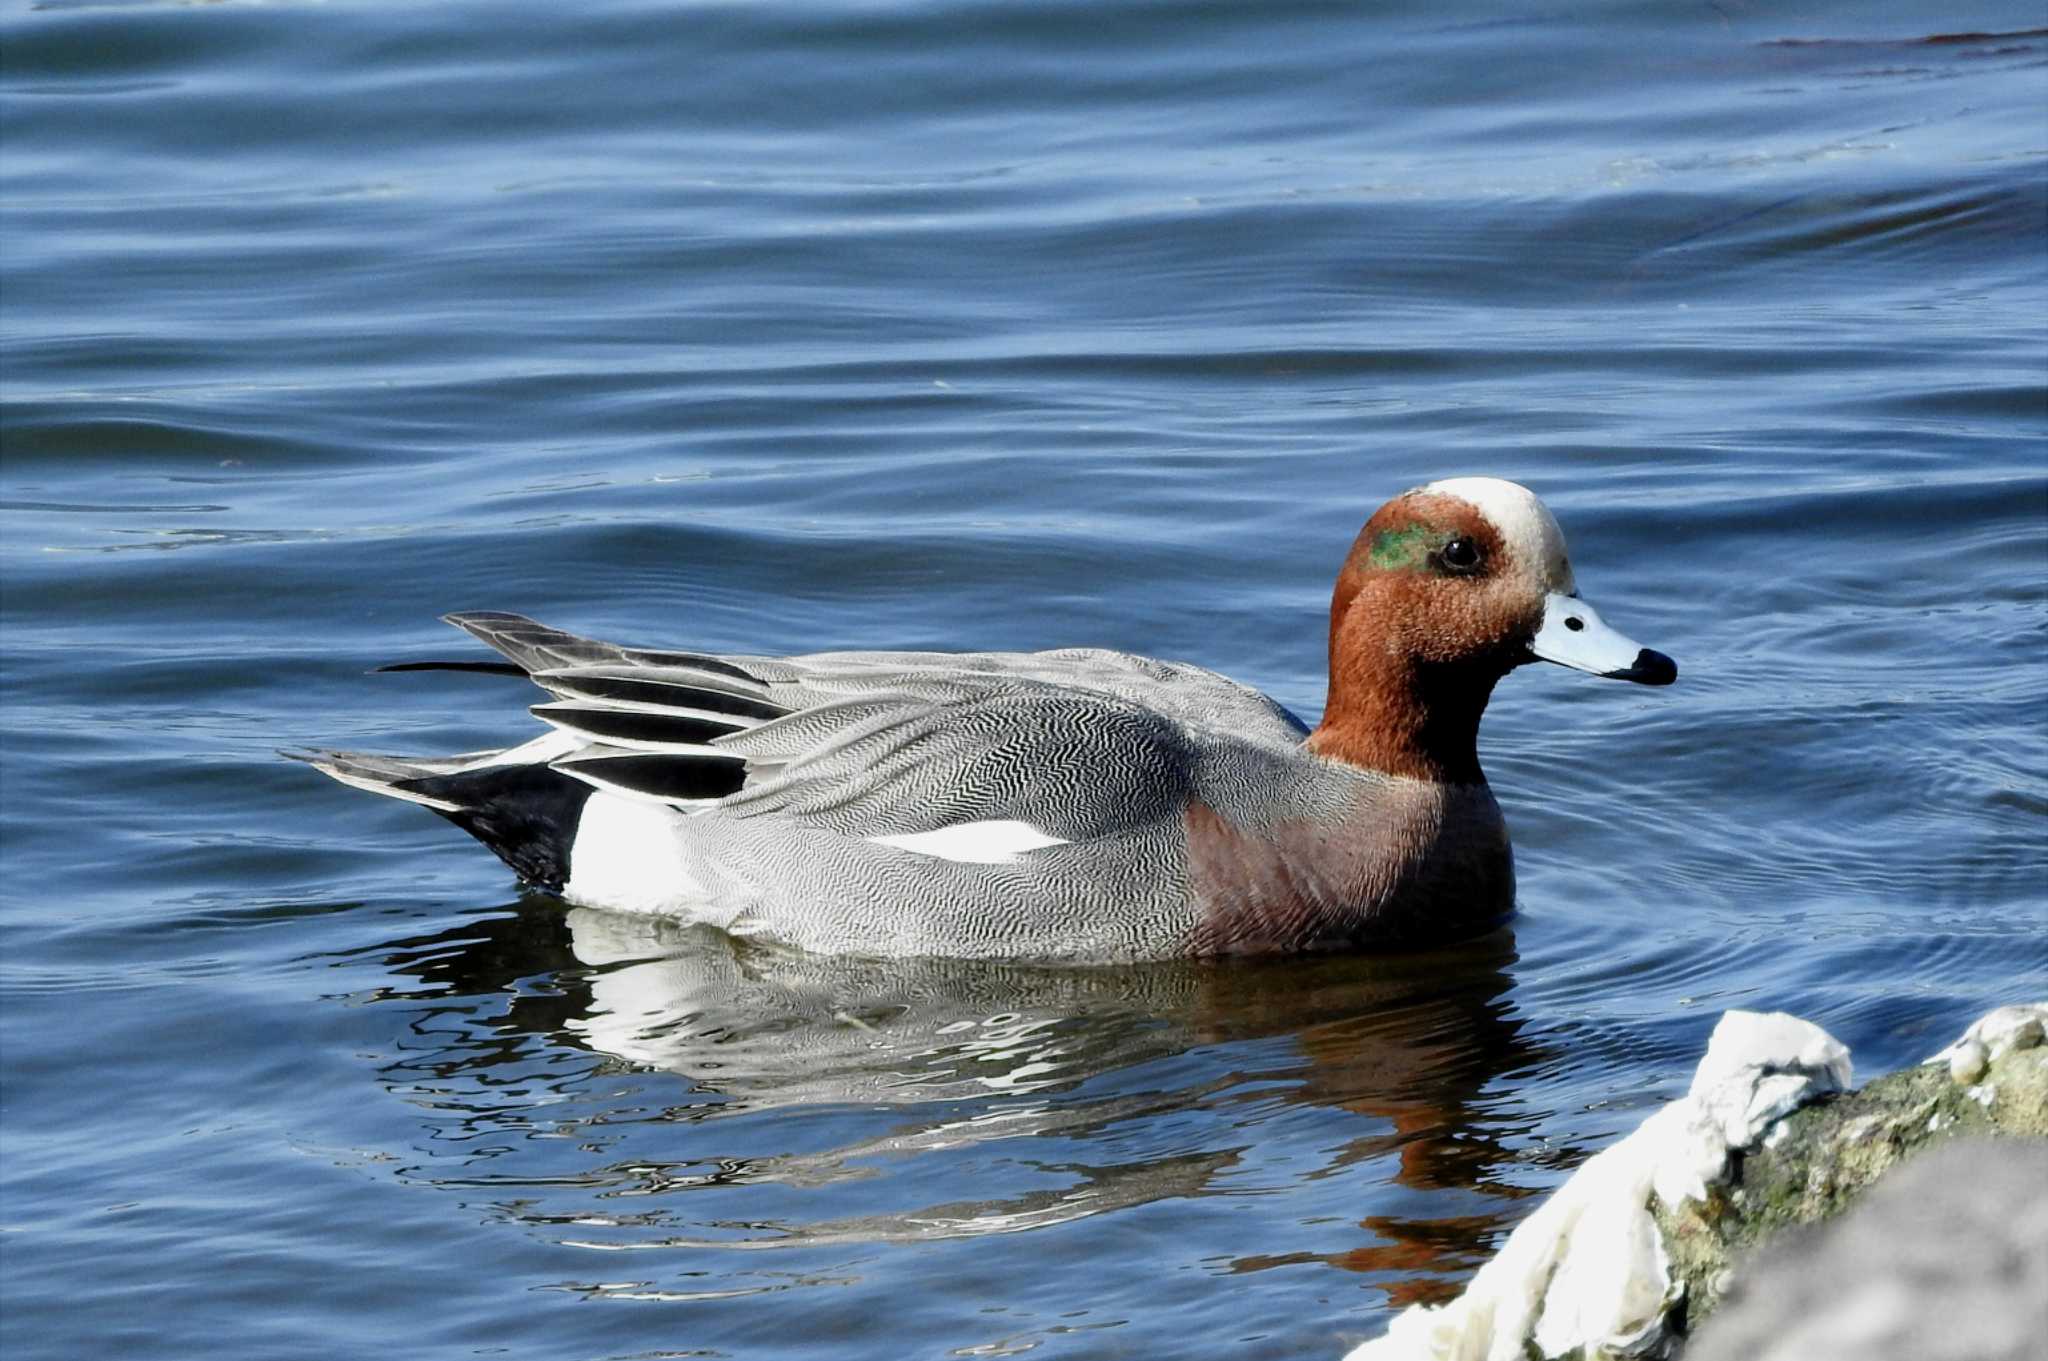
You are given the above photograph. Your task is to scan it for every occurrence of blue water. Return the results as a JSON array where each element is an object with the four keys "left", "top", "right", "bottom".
[{"left": 3, "top": 1, "right": 2045, "bottom": 1356}]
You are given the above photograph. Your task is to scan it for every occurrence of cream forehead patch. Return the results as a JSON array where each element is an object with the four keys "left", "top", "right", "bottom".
[{"left": 1420, "top": 476, "right": 1574, "bottom": 590}]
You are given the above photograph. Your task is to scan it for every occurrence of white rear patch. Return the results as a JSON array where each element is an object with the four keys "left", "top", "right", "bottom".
[
  {"left": 1422, "top": 476, "right": 1575, "bottom": 593},
  {"left": 868, "top": 820, "right": 1071, "bottom": 864},
  {"left": 565, "top": 791, "right": 702, "bottom": 912}
]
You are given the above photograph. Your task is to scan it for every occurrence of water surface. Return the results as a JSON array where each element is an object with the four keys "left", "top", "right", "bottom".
[{"left": 3, "top": 1, "right": 2045, "bottom": 1357}]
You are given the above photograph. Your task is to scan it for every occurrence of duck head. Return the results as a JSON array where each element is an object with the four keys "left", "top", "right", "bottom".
[{"left": 1307, "top": 476, "right": 1675, "bottom": 783}]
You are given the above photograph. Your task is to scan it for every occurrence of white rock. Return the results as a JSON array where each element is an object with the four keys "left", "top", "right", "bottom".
[
  {"left": 1347, "top": 1003, "right": 2048, "bottom": 1361},
  {"left": 1944, "top": 1041, "right": 1990, "bottom": 1084},
  {"left": 1344, "top": 1010, "right": 1850, "bottom": 1361},
  {"left": 1925, "top": 1003, "right": 2047, "bottom": 1083},
  {"left": 1688, "top": 1010, "right": 1853, "bottom": 1149}
]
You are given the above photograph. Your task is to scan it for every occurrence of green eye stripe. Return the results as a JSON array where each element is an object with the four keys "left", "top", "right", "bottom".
[{"left": 1367, "top": 525, "right": 1441, "bottom": 570}]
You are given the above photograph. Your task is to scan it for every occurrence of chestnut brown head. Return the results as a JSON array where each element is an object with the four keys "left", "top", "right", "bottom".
[{"left": 1312, "top": 477, "right": 1674, "bottom": 781}]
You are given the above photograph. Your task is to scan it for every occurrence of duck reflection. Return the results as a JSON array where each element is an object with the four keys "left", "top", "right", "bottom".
[{"left": 359, "top": 900, "right": 1540, "bottom": 1302}]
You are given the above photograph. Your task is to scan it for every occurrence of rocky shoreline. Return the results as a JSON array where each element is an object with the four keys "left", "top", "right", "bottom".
[{"left": 1346, "top": 1003, "right": 2048, "bottom": 1361}]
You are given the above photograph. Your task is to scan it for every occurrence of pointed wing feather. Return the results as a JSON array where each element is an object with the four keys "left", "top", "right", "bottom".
[
  {"left": 532, "top": 668, "right": 789, "bottom": 723},
  {"left": 444, "top": 612, "right": 770, "bottom": 688},
  {"left": 530, "top": 701, "right": 745, "bottom": 751},
  {"left": 437, "top": 613, "right": 1304, "bottom": 743},
  {"left": 553, "top": 752, "right": 749, "bottom": 804},
  {"left": 412, "top": 613, "right": 1301, "bottom": 834}
]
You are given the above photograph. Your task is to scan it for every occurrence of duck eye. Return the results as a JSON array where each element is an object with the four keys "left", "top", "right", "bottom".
[{"left": 1439, "top": 536, "right": 1483, "bottom": 573}]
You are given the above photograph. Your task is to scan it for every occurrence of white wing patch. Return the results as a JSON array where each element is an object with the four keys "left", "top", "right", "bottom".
[{"left": 867, "top": 820, "right": 1072, "bottom": 864}]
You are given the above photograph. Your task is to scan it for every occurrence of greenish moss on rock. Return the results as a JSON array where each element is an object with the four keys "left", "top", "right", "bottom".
[{"left": 1656, "top": 1042, "right": 2048, "bottom": 1335}]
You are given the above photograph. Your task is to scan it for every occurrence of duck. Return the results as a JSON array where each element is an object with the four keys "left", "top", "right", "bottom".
[{"left": 298, "top": 477, "right": 1674, "bottom": 961}]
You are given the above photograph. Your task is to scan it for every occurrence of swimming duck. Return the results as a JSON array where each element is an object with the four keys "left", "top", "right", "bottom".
[{"left": 300, "top": 477, "right": 1674, "bottom": 961}]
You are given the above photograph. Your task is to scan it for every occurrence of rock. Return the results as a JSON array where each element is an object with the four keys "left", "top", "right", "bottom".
[
  {"left": 1927, "top": 1003, "right": 2047, "bottom": 1085},
  {"left": 1680, "top": 1139, "right": 2048, "bottom": 1361},
  {"left": 1343, "top": 1010, "right": 1851, "bottom": 1361},
  {"left": 1657, "top": 1003, "right": 2048, "bottom": 1336},
  {"left": 1342, "top": 1003, "right": 2048, "bottom": 1361}
]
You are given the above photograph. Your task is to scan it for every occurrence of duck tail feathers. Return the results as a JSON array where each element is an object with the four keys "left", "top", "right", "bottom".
[
  {"left": 440, "top": 612, "right": 621, "bottom": 675},
  {"left": 289, "top": 746, "right": 592, "bottom": 891},
  {"left": 288, "top": 747, "right": 475, "bottom": 809}
]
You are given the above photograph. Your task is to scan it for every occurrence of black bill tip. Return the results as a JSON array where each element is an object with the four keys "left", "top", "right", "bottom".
[{"left": 1604, "top": 648, "right": 1677, "bottom": 686}]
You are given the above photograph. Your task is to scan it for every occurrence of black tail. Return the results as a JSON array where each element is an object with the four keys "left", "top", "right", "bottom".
[
  {"left": 397, "top": 763, "right": 593, "bottom": 892},
  {"left": 293, "top": 749, "right": 594, "bottom": 892}
]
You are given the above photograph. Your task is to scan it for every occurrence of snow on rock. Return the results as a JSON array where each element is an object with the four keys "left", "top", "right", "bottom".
[
  {"left": 1925, "top": 1003, "right": 2047, "bottom": 1084},
  {"left": 1342, "top": 1010, "right": 1850, "bottom": 1361},
  {"left": 1686, "top": 1009, "right": 1852, "bottom": 1153}
]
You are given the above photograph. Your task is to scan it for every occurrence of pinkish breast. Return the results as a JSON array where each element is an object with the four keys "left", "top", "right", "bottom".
[{"left": 1181, "top": 783, "right": 1511, "bottom": 955}]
